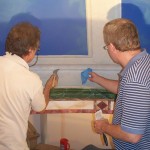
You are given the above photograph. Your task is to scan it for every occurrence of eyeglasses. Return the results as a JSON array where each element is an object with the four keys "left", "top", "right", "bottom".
[
  {"left": 29, "top": 48, "right": 40, "bottom": 67},
  {"left": 103, "top": 45, "right": 109, "bottom": 50},
  {"left": 37, "top": 48, "right": 40, "bottom": 52}
]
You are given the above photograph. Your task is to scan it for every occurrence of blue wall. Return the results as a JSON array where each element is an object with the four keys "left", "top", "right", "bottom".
[
  {"left": 0, "top": 0, "right": 88, "bottom": 56},
  {"left": 122, "top": 1, "right": 150, "bottom": 53},
  {"left": 0, "top": 0, "right": 150, "bottom": 56}
]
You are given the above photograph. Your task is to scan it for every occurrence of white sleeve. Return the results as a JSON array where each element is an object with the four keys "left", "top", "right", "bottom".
[{"left": 31, "top": 86, "right": 46, "bottom": 112}]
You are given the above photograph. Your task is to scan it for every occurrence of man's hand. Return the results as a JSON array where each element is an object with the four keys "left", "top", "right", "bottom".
[
  {"left": 45, "top": 74, "right": 58, "bottom": 89},
  {"left": 94, "top": 119, "right": 109, "bottom": 134}
]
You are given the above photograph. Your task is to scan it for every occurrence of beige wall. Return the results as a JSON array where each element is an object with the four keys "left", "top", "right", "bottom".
[{"left": 40, "top": 113, "right": 114, "bottom": 150}]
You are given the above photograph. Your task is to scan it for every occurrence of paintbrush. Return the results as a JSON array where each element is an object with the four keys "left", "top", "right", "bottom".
[
  {"left": 95, "top": 109, "right": 108, "bottom": 146},
  {"left": 51, "top": 69, "right": 59, "bottom": 87}
]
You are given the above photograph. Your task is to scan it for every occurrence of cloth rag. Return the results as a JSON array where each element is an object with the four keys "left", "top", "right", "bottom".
[{"left": 81, "top": 68, "right": 92, "bottom": 84}]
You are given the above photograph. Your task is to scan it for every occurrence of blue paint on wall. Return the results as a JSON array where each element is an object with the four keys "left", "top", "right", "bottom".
[
  {"left": 122, "top": 0, "right": 150, "bottom": 53},
  {"left": 0, "top": 0, "right": 88, "bottom": 56}
]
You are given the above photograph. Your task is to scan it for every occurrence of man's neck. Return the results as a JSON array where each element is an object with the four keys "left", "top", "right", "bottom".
[{"left": 119, "top": 49, "right": 141, "bottom": 68}]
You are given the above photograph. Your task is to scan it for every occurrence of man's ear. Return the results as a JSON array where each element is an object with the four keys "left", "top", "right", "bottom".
[
  {"left": 28, "top": 49, "right": 32, "bottom": 53},
  {"left": 109, "top": 43, "right": 117, "bottom": 53},
  {"left": 28, "top": 49, "right": 35, "bottom": 55}
]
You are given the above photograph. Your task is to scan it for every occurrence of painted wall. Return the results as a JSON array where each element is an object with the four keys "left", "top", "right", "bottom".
[
  {"left": 0, "top": 0, "right": 148, "bottom": 149},
  {"left": 40, "top": 113, "right": 114, "bottom": 150},
  {"left": 27, "top": 0, "right": 150, "bottom": 149},
  {"left": 28, "top": 1, "right": 121, "bottom": 149}
]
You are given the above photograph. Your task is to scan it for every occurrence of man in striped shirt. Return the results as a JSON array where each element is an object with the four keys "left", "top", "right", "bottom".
[{"left": 89, "top": 18, "right": 150, "bottom": 150}]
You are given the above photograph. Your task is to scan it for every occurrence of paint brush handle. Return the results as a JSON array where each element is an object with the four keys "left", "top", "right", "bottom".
[{"left": 103, "top": 133, "right": 108, "bottom": 146}]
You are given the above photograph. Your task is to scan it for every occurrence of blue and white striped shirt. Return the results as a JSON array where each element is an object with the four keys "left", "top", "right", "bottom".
[{"left": 113, "top": 50, "right": 150, "bottom": 150}]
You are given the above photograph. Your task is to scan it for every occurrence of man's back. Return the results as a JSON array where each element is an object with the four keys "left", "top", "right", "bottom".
[{"left": 0, "top": 53, "right": 43, "bottom": 150}]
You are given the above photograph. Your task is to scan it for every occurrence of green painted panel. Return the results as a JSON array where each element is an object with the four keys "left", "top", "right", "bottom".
[{"left": 50, "top": 88, "right": 116, "bottom": 99}]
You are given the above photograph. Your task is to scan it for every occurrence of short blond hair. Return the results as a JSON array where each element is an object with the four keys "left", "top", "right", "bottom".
[{"left": 103, "top": 18, "right": 140, "bottom": 51}]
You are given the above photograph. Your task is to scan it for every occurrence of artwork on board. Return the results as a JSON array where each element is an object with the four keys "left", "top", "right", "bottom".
[
  {"left": 0, "top": 0, "right": 88, "bottom": 56},
  {"left": 122, "top": 0, "right": 150, "bottom": 53}
]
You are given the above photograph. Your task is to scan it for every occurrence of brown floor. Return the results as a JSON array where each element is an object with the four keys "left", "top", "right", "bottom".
[
  {"left": 32, "top": 144, "right": 59, "bottom": 150},
  {"left": 32, "top": 143, "right": 74, "bottom": 150}
]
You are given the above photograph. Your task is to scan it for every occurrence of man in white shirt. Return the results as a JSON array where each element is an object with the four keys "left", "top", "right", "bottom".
[{"left": 0, "top": 22, "right": 57, "bottom": 150}]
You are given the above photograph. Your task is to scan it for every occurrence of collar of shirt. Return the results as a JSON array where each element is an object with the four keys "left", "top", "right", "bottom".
[
  {"left": 119, "top": 49, "right": 148, "bottom": 78},
  {"left": 4, "top": 52, "right": 29, "bottom": 70}
]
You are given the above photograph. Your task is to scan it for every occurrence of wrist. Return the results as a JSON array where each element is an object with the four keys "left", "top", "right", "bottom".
[{"left": 101, "top": 122, "right": 109, "bottom": 133}]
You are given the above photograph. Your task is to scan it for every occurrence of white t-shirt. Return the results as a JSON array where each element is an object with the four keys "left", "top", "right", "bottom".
[{"left": 0, "top": 52, "right": 46, "bottom": 150}]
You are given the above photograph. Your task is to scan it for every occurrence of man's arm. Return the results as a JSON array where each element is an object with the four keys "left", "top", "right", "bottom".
[
  {"left": 43, "top": 74, "right": 58, "bottom": 106},
  {"left": 88, "top": 72, "right": 119, "bottom": 94},
  {"left": 37, "top": 74, "right": 58, "bottom": 113},
  {"left": 94, "top": 120, "right": 142, "bottom": 144}
]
